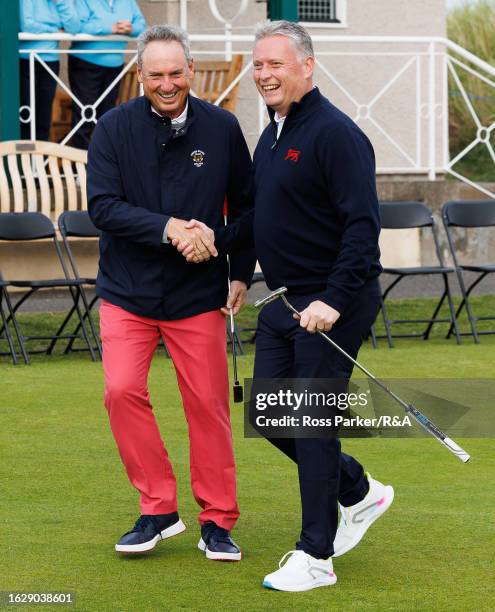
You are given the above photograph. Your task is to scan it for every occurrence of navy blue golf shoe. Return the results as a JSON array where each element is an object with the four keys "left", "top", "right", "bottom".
[
  {"left": 115, "top": 512, "right": 186, "bottom": 553},
  {"left": 197, "top": 521, "right": 242, "bottom": 561}
]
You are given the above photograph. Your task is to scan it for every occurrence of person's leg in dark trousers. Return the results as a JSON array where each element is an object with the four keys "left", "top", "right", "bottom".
[
  {"left": 253, "top": 280, "right": 381, "bottom": 558},
  {"left": 68, "top": 56, "right": 121, "bottom": 149},
  {"left": 19, "top": 58, "right": 59, "bottom": 140}
]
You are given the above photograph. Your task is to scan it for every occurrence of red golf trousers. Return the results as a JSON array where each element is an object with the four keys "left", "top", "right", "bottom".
[{"left": 99, "top": 300, "right": 239, "bottom": 530}]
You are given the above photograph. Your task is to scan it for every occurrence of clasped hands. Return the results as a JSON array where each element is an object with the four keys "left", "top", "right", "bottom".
[
  {"left": 167, "top": 217, "right": 247, "bottom": 314},
  {"left": 167, "top": 217, "right": 217, "bottom": 263},
  {"left": 112, "top": 20, "right": 133, "bottom": 34}
]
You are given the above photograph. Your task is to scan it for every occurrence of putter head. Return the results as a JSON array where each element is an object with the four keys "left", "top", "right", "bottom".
[
  {"left": 254, "top": 286, "right": 288, "bottom": 309},
  {"left": 233, "top": 383, "right": 244, "bottom": 403}
]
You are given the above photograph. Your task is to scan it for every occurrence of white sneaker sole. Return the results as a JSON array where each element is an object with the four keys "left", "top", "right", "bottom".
[
  {"left": 115, "top": 519, "right": 186, "bottom": 553},
  {"left": 263, "top": 574, "right": 337, "bottom": 592},
  {"left": 333, "top": 485, "right": 394, "bottom": 558},
  {"left": 197, "top": 537, "right": 242, "bottom": 561}
]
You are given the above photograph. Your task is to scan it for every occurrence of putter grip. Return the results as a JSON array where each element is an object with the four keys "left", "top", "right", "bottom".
[{"left": 442, "top": 437, "right": 470, "bottom": 463}]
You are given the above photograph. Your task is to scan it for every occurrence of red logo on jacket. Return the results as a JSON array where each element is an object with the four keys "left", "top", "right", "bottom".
[{"left": 284, "top": 149, "right": 301, "bottom": 162}]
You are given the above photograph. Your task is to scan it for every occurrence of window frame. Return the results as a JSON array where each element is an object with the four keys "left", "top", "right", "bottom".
[{"left": 298, "top": 0, "right": 348, "bottom": 29}]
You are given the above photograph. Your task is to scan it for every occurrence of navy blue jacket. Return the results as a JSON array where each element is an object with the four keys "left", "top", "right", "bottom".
[
  {"left": 87, "top": 95, "right": 255, "bottom": 319},
  {"left": 253, "top": 88, "right": 381, "bottom": 314}
]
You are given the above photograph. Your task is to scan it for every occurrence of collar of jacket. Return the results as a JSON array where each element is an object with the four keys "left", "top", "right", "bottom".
[
  {"left": 133, "top": 95, "right": 197, "bottom": 137},
  {"left": 267, "top": 87, "right": 321, "bottom": 134}
]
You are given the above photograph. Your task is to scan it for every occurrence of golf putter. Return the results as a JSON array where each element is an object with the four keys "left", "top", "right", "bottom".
[
  {"left": 224, "top": 197, "right": 243, "bottom": 403},
  {"left": 227, "top": 275, "right": 243, "bottom": 404},
  {"left": 254, "top": 287, "right": 470, "bottom": 463},
  {"left": 229, "top": 302, "right": 243, "bottom": 403}
]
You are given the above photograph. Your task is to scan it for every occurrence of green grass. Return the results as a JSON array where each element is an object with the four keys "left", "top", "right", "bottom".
[{"left": 1, "top": 298, "right": 495, "bottom": 611}]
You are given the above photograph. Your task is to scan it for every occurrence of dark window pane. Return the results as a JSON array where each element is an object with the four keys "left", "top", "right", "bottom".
[{"left": 299, "top": 0, "right": 340, "bottom": 23}]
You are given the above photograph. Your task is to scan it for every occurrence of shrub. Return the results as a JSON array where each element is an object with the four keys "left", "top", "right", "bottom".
[{"left": 447, "top": 0, "right": 495, "bottom": 169}]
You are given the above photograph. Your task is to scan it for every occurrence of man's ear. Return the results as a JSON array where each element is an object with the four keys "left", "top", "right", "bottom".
[
  {"left": 303, "top": 56, "right": 315, "bottom": 80},
  {"left": 187, "top": 58, "right": 194, "bottom": 79},
  {"left": 137, "top": 67, "right": 143, "bottom": 84}
]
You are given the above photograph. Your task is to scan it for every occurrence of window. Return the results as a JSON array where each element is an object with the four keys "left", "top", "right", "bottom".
[
  {"left": 299, "top": 0, "right": 339, "bottom": 23},
  {"left": 266, "top": 0, "right": 347, "bottom": 28}
]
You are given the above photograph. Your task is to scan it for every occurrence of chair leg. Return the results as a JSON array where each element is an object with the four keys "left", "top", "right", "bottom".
[
  {"left": 369, "top": 324, "right": 378, "bottom": 349},
  {"left": 462, "top": 272, "right": 488, "bottom": 344},
  {"left": 444, "top": 274, "right": 461, "bottom": 345},
  {"left": 47, "top": 302, "right": 77, "bottom": 354},
  {"left": 451, "top": 269, "right": 483, "bottom": 344},
  {"left": 446, "top": 296, "right": 467, "bottom": 340},
  {"left": 0, "top": 293, "right": 19, "bottom": 365},
  {"left": 63, "top": 293, "right": 102, "bottom": 359},
  {"left": 88, "top": 306, "right": 102, "bottom": 358},
  {"left": 379, "top": 294, "right": 394, "bottom": 348},
  {"left": 77, "top": 288, "right": 102, "bottom": 358},
  {"left": 423, "top": 288, "right": 447, "bottom": 340},
  {"left": 70, "top": 287, "right": 97, "bottom": 361},
  {"left": 2, "top": 289, "right": 29, "bottom": 364}
]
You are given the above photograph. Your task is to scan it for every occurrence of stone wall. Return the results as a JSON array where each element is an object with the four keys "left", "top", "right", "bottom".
[
  {"left": 2, "top": 180, "right": 493, "bottom": 285},
  {"left": 377, "top": 178, "right": 495, "bottom": 269}
]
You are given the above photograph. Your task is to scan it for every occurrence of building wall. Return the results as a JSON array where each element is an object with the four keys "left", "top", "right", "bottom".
[
  {"left": 136, "top": 1, "right": 448, "bottom": 172},
  {"left": 3, "top": 179, "right": 493, "bottom": 284}
]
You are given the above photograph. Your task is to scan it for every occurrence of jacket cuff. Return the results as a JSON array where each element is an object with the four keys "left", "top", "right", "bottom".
[
  {"left": 321, "top": 286, "right": 353, "bottom": 316},
  {"left": 230, "top": 249, "right": 256, "bottom": 288}
]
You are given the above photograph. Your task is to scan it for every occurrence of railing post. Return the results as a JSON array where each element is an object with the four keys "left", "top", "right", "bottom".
[
  {"left": 428, "top": 41, "right": 436, "bottom": 181},
  {"left": 225, "top": 23, "right": 232, "bottom": 61},
  {"left": 207, "top": 0, "right": 248, "bottom": 60},
  {"left": 180, "top": 0, "right": 188, "bottom": 30},
  {"left": 0, "top": 0, "right": 20, "bottom": 140},
  {"left": 29, "top": 53, "right": 36, "bottom": 140},
  {"left": 442, "top": 44, "right": 450, "bottom": 172}
]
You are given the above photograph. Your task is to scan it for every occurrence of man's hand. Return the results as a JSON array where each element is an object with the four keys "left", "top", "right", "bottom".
[
  {"left": 168, "top": 218, "right": 217, "bottom": 262},
  {"left": 295, "top": 300, "right": 341, "bottom": 333},
  {"left": 221, "top": 281, "right": 248, "bottom": 316}
]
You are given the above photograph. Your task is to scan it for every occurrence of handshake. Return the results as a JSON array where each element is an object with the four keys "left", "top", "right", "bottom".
[{"left": 167, "top": 217, "right": 217, "bottom": 264}]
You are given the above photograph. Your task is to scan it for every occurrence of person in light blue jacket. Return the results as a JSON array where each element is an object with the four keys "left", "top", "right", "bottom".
[
  {"left": 19, "top": 0, "right": 80, "bottom": 140},
  {"left": 69, "top": 0, "right": 146, "bottom": 148}
]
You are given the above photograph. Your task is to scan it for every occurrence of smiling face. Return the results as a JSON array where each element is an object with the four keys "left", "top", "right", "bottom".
[
  {"left": 253, "top": 35, "right": 314, "bottom": 117},
  {"left": 138, "top": 40, "right": 193, "bottom": 119}
]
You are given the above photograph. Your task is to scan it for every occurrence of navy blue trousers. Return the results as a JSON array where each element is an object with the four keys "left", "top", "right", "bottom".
[{"left": 253, "top": 279, "right": 381, "bottom": 558}]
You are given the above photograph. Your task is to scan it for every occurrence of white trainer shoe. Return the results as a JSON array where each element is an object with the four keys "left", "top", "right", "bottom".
[
  {"left": 333, "top": 473, "right": 394, "bottom": 558},
  {"left": 263, "top": 550, "right": 337, "bottom": 592}
]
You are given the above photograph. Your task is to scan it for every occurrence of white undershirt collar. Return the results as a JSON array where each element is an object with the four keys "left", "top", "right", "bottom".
[
  {"left": 274, "top": 111, "right": 286, "bottom": 139},
  {"left": 151, "top": 100, "right": 188, "bottom": 125}
]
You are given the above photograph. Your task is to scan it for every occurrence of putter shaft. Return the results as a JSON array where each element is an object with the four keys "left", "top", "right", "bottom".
[{"left": 256, "top": 289, "right": 470, "bottom": 463}]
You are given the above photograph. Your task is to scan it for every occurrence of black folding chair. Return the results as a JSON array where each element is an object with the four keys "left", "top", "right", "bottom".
[
  {"left": 0, "top": 212, "right": 98, "bottom": 363},
  {"left": 442, "top": 200, "right": 495, "bottom": 343},
  {"left": 58, "top": 211, "right": 102, "bottom": 357},
  {"left": 378, "top": 201, "right": 461, "bottom": 347}
]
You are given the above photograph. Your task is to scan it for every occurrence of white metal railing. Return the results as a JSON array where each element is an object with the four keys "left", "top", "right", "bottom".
[{"left": 17, "top": 33, "right": 495, "bottom": 197}]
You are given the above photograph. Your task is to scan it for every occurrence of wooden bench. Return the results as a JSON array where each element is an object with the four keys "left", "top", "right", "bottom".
[
  {"left": 49, "top": 55, "right": 244, "bottom": 143},
  {"left": 0, "top": 140, "right": 87, "bottom": 217}
]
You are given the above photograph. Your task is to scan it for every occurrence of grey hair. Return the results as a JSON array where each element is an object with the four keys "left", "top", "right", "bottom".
[
  {"left": 254, "top": 20, "right": 314, "bottom": 58},
  {"left": 137, "top": 24, "right": 192, "bottom": 68}
]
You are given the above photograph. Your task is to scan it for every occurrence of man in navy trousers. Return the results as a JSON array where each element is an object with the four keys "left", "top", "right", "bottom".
[{"left": 251, "top": 21, "right": 394, "bottom": 591}]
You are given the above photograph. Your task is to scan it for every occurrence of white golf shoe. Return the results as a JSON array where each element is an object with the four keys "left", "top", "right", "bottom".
[
  {"left": 262, "top": 550, "right": 337, "bottom": 592},
  {"left": 333, "top": 473, "right": 394, "bottom": 558}
]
